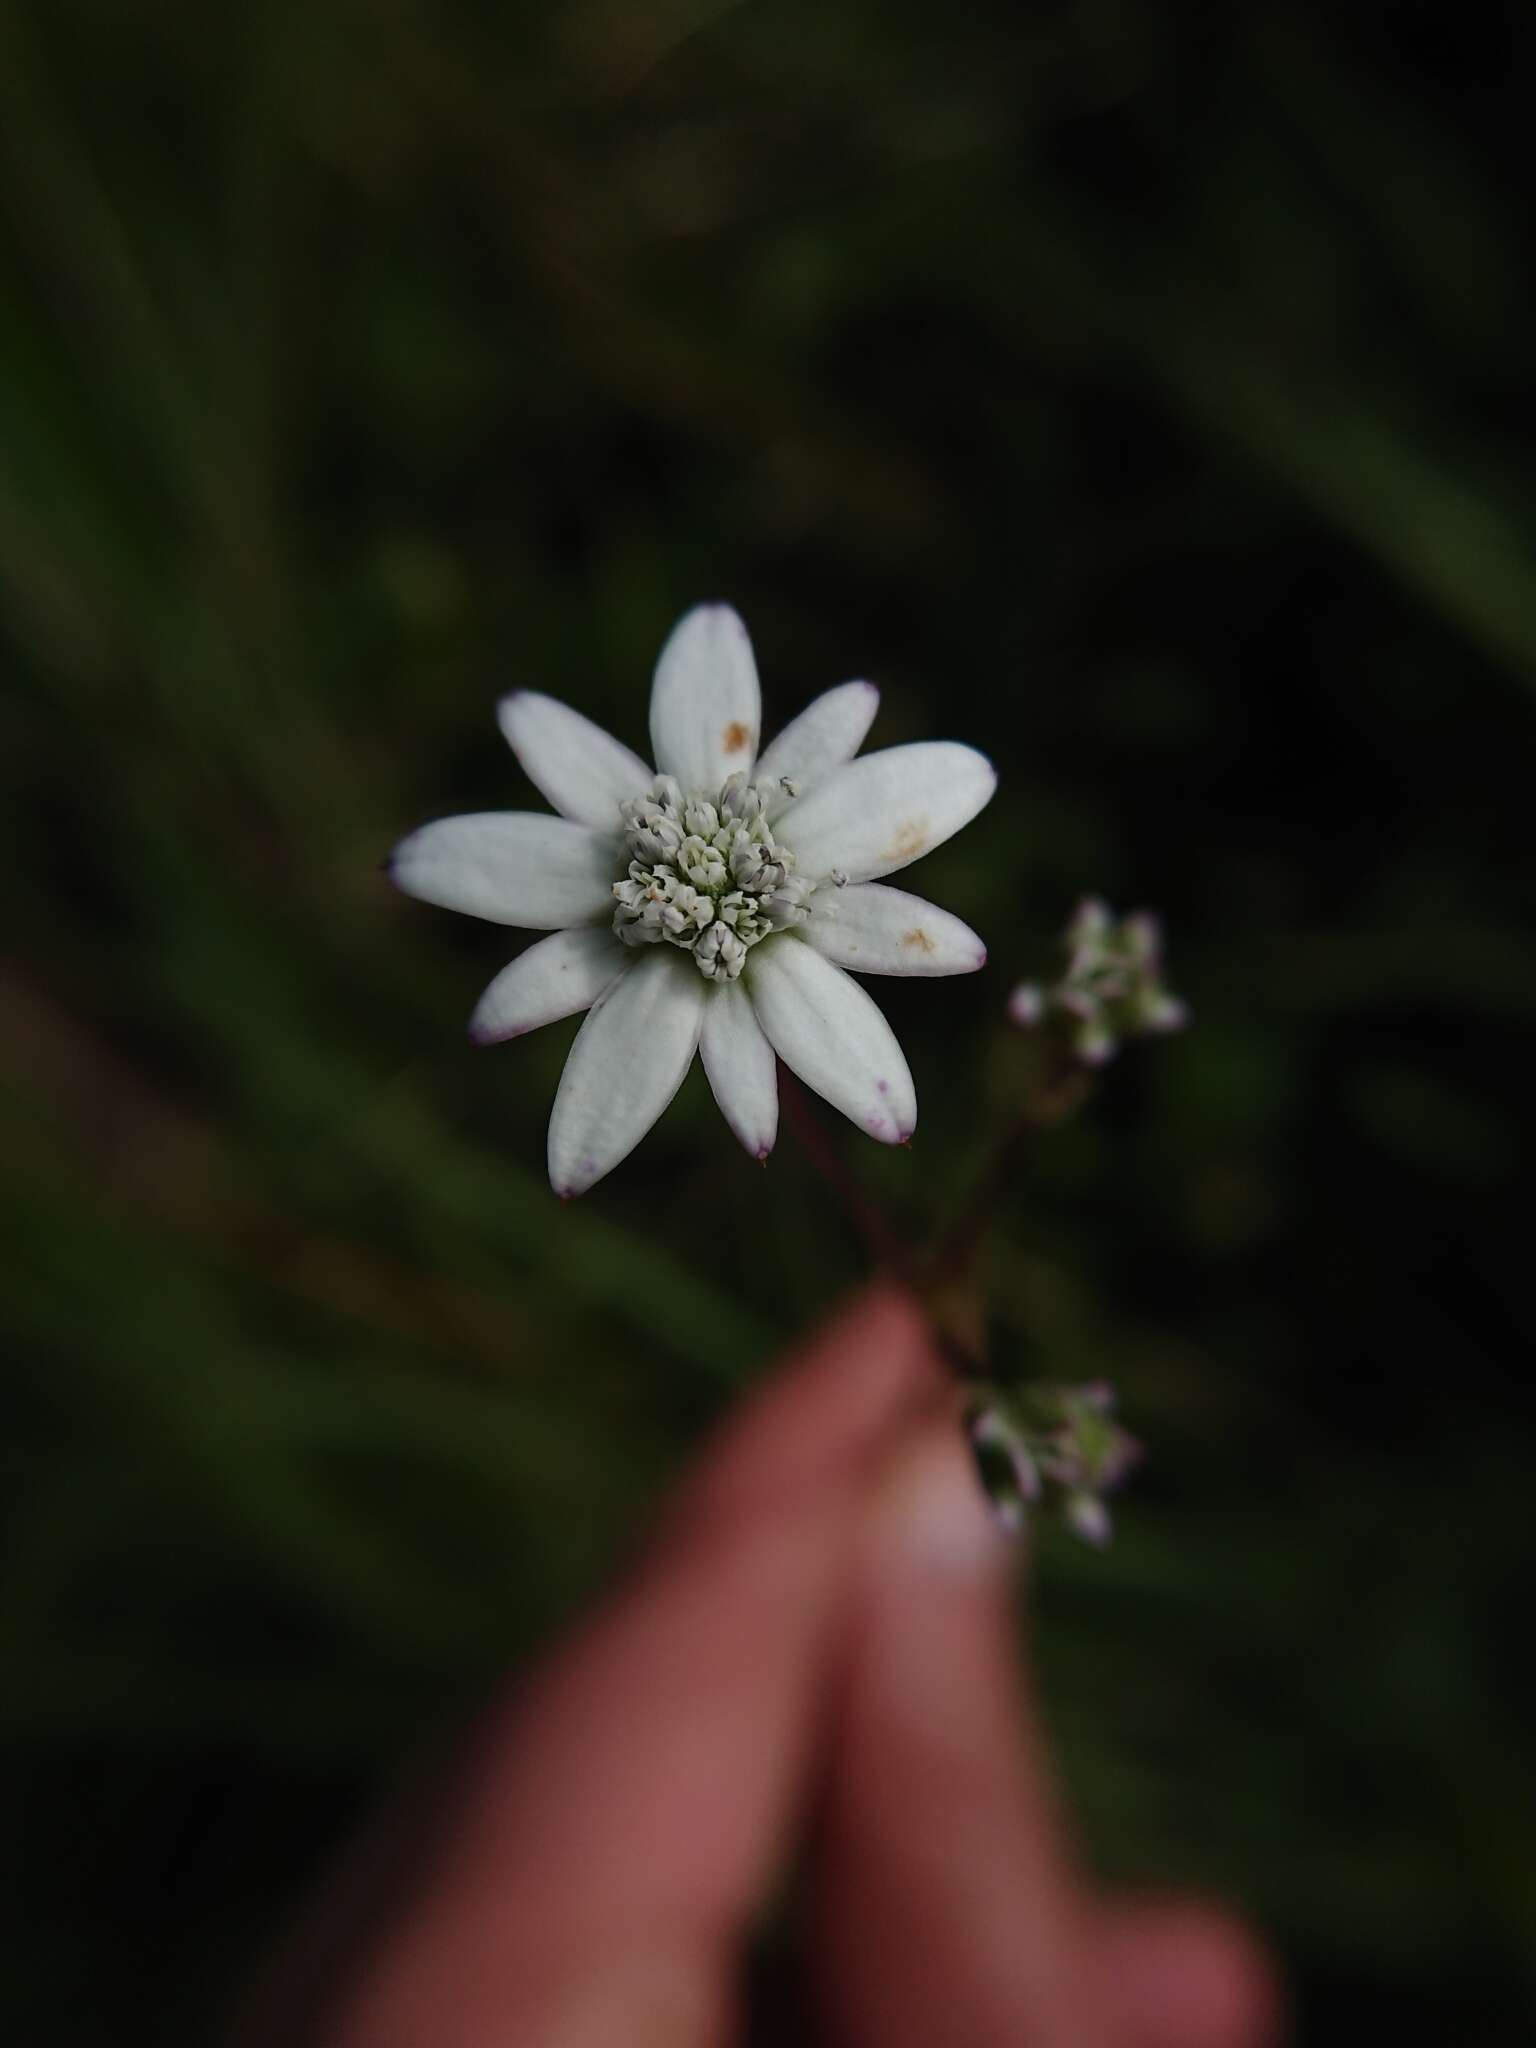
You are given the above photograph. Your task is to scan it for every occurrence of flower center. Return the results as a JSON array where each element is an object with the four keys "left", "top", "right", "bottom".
[{"left": 612, "top": 773, "right": 815, "bottom": 980}]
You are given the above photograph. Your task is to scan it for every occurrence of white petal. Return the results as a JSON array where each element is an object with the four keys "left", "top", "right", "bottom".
[
  {"left": 547, "top": 948, "right": 705, "bottom": 1196},
  {"left": 755, "top": 680, "right": 880, "bottom": 818},
  {"left": 648, "top": 604, "right": 761, "bottom": 791},
  {"left": 747, "top": 938, "right": 915, "bottom": 1145},
  {"left": 803, "top": 883, "right": 987, "bottom": 977},
  {"left": 389, "top": 813, "right": 617, "bottom": 929},
  {"left": 469, "top": 927, "right": 625, "bottom": 1045},
  {"left": 699, "top": 977, "right": 779, "bottom": 1159},
  {"left": 777, "top": 742, "right": 996, "bottom": 883},
  {"left": 497, "top": 692, "right": 652, "bottom": 833}
]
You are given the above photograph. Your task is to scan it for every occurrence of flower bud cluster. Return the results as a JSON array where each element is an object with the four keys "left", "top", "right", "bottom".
[
  {"left": 1008, "top": 897, "right": 1187, "bottom": 1064},
  {"left": 969, "top": 1380, "right": 1141, "bottom": 1546},
  {"left": 613, "top": 774, "right": 814, "bottom": 980}
]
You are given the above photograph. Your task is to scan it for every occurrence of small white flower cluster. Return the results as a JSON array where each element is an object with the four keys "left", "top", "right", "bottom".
[
  {"left": 612, "top": 773, "right": 814, "bottom": 980},
  {"left": 971, "top": 1381, "right": 1141, "bottom": 1548},
  {"left": 1009, "top": 896, "right": 1187, "bottom": 1065}
]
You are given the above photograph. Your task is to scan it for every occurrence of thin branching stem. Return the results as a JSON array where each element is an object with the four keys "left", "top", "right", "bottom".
[{"left": 778, "top": 1067, "right": 905, "bottom": 1271}]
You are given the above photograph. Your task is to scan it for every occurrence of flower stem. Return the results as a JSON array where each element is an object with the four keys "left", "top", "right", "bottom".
[
  {"left": 925, "top": 1049, "right": 1095, "bottom": 1293},
  {"left": 926, "top": 1121, "right": 1037, "bottom": 1291},
  {"left": 778, "top": 1068, "right": 904, "bottom": 1270}
]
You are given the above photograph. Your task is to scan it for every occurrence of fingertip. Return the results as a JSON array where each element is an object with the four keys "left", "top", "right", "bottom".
[
  {"left": 865, "top": 1415, "right": 1015, "bottom": 1583},
  {"left": 665, "top": 1283, "right": 945, "bottom": 1537},
  {"left": 778, "top": 1278, "right": 949, "bottom": 1423},
  {"left": 820, "top": 1277, "right": 935, "bottom": 1360},
  {"left": 1096, "top": 1900, "right": 1285, "bottom": 2048},
  {"left": 813, "top": 1415, "right": 1086, "bottom": 2048}
]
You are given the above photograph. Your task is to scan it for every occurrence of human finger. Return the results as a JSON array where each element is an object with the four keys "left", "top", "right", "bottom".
[
  {"left": 662, "top": 1280, "right": 944, "bottom": 1539},
  {"left": 316, "top": 1491, "right": 853, "bottom": 2045},
  {"left": 273, "top": 1289, "right": 942, "bottom": 2047},
  {"left": 813, "top": 1419, "right": 1103, "bottom": 2048},
  {"left": 1094, "top": 1898, "right": 1283, "bottom": 2048}
]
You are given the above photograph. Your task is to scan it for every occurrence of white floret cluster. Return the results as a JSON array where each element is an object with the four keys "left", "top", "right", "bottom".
[{"left": 612, "top": 773, "right": 815, "bottom": 980}]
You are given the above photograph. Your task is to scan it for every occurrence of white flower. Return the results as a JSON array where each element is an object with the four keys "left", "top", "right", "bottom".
[{"left": 390, "top": 604, "right": 996, "bottom": 1195}]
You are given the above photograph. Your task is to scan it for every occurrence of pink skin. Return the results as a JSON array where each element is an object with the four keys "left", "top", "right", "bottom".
[{"left": 237, "top": 1289, "right": 1281, "bottom": 2048}]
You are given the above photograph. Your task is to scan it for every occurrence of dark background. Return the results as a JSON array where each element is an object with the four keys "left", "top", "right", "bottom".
[{"left": 4, "top": 2, "right": 1534, "bottom": 2039}]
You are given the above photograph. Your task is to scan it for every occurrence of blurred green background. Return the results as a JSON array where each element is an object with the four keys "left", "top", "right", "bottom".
[{"left": 4, "top": 1, "right": 1534, "bottom": 2039}]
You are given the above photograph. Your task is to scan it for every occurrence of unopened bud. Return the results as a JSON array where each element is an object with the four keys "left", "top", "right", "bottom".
[{"left": 1007, "top": 981, "right": 1045, "bottom": 1027}]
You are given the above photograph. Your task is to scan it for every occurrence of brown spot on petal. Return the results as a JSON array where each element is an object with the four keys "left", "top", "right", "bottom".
[
  {"left": 722, "top": 721, "right": 752, "bottom": 754},
  {"left": 901, "top": 928, "right": 935, "bottom": 953},
  {"left": 881, "top": 818, "right": 929, "bottom": 863}
]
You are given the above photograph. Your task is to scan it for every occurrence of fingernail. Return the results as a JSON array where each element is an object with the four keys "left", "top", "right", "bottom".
[{"left": 880, "top": 1422, "right": 1016, "bottom": 1578}]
